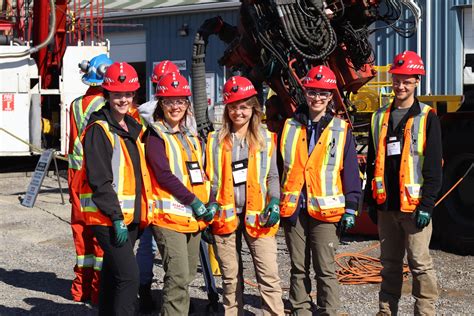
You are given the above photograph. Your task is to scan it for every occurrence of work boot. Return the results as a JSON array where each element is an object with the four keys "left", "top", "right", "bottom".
[{"left": 138, "top": 282, "right": 155, "bottom": 314}]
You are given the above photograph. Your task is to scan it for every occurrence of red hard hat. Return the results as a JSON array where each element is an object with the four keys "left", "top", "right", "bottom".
[
  {"left": 222, "top": 76, "right": 257, "bottom": 104},
  {"left": 155, "top": 72, "right": 191, "bottom": 97},
  {"left": 102, "top": 62, "right": 140, "bottom": 92},
  {"left": 389, "top": 50, "right": 425, "bottom": 75},
  {"left": 151, "top": 60, "right": 180, "bottom": 83},
  {"left": 302, "top": 65, "right": 337, "bottom": 90}
]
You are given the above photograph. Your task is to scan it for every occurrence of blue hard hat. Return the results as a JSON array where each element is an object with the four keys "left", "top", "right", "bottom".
[{"left": 79, "top": 54, "right": 113, "bottom": 86}]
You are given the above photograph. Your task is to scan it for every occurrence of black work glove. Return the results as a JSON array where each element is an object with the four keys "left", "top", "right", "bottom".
[{"left": 201, "top": 226, "right": 216, "bottom": 245}]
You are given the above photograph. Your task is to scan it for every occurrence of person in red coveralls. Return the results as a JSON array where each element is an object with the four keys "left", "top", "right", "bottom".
[{"left": 68, "top": 54, "right": 112, "bottom": 304}]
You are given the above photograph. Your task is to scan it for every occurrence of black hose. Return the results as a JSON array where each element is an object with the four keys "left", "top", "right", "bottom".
[{"left": 191, "top": 33, "right": 212, "bottom": 138}]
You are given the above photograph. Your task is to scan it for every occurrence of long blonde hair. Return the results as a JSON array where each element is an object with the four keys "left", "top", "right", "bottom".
[{"left": 218, "top": 96, "right": 265, "bottom": 151}]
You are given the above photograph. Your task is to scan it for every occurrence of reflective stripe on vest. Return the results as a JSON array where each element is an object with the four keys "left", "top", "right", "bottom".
[
  {"left": 371, "top": 103, "right": 431, "bottom": 212},
  {"left": 206, "top": 128, "right": 278, "bottom": 237},
  {"left": 280, "top": 117, "right": 347, "bottom": 222},
  {"left": 68, "top": 96, "right": 106, "bottom": 170},
  {"left": 79, "top": 121, "right": 138, "bottom": 225},
  {"left": 149, "top": 121, "right": 209, "bottom": 232}
]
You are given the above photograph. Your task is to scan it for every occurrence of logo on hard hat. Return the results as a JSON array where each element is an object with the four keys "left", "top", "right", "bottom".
[
  {"left": 231, "top": 85, "right": 239, "bottom": 93},
  {"left": 397, "top": 60, "right": 405, "bottom": 66},
  {"left": 171, "top": 80, "right": 180, "bottom": 88},
  {"left": 316, "top": 74, "right": 323, "bottom": 80},
  {"left": 118, "top": 75, "right": 126, "bottom": 83}
]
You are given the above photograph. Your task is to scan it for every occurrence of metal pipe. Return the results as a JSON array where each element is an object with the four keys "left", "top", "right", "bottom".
[
  {"left": 425, "top": 0, "right": 432, "bottom": 95},
  {"left": 417, "top": 3, "right": 422, "bottom": 95},
  {"left": 0, "top": 0, "right": 56, "bottom": 58}
]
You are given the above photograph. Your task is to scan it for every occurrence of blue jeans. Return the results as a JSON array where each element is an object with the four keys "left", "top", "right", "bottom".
[{"left": 136, "top": 226, "right": 158, "bottom": 285}]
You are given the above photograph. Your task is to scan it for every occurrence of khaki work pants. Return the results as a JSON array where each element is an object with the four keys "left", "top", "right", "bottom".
[
  {"left": 151, "top": 225, "right": 201, "bottom": 316},
  {"left": 213, "top": 216, "right": 284, "bottom": 316},
  {"left": 283, "top": 210, "right": 340, "bottom": 316},
  {"left": 378, "top": 211, "right": 438, "bottom": 316}
]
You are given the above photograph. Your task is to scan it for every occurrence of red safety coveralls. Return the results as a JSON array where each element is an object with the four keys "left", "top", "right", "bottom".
[{"left": 68, "top": 86, "right": 105, "bottom": 304}]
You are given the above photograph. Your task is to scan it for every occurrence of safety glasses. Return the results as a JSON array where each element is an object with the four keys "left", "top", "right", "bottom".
[{"left": 305, "top": 90, "right": 332, "bottom": 100}]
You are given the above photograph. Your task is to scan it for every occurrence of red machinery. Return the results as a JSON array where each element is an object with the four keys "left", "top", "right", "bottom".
[
  {"left": 0, "top": 0, "right": 105, "bottom": 90},
  {"left": 191, "top": 0, "right": 419, "bottom": 135},
  {"left": 191, "top": 0, "right": 420, "bottom": 235},
  {"left": 0, "top": 0, "right": 106, "bottom": 153}
]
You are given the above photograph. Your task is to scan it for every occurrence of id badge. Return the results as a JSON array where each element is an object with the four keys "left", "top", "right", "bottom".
[
  {"left": 387, "top": 136, "right": 401, "bottom": 156},
  {"left": 186, "top": 161, "right": 204, "bottom": 184},
  {"left": 232, "top": 159, "right": 248, "bottom": 186}
]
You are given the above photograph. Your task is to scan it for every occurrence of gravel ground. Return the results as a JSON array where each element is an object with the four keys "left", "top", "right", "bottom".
[{"left": 0, "top": 174, "right": 473, "bottom": 315}]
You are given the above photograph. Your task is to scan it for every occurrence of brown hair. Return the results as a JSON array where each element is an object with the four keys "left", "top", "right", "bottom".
[
  {"left": 218, "top": 96, "right": 265, "bottom": 151},
  {"left": 152, "top": 97, "right": 191, "bottom": 129}
]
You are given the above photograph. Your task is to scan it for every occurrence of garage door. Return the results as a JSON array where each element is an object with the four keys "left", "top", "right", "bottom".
[{"left": 105, "top": 31, "right": 146, "bottom": 63}]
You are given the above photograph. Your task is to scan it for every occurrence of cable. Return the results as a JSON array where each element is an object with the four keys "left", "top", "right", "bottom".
[{"left": 0, "top": 0, "right": 56, "bottom": 58}]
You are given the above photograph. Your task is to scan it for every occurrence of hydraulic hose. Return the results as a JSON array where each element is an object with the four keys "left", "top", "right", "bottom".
[
  {"left": 191, "top": 32, "right": 212, "bottom": 138},
  {"left": 0, "top": 0, "right": 56, "bottom": 58}
]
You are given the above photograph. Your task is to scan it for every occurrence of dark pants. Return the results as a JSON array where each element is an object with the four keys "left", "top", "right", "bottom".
[
  {"left": 92, "top": 224, "right": 140, "bottom": 316},
  {"left": 283, "top": 210, "right": 340, "bottom": 316},
  {"left": 151, "top": 225, "right": 201, "bottom": 316}
]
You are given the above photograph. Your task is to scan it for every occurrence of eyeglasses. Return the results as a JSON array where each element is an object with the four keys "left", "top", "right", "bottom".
[
  {"left": 227, "top": 105, "right": 253, "bottom": 112},
  {"left": 305, "top": 90, "right": 332, "bottom": 100},
  {"left": 392, "top": 80, "right": 417, "bottom": 87},
  {"left": 162, "top": 99, "right": 189, "bottom": 107}
]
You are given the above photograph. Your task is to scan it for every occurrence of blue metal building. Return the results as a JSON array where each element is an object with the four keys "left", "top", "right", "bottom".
[
  {"left": 104, "top": 2, "right": 240, "bottom": 103},
  {"left": 104, "top": 1, "right": 473, "bottom": 102},
  {"left": 373, "top": 0, "right": 473, "bottom": 95}
]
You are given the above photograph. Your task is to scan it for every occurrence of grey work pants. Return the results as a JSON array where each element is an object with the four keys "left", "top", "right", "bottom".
[
  {"left": 151, "top": 225, "right": 201, "bottom": 316},
  {"left": 283, "top": 210, "right": 340, "bottom": 316},
  {"left": 378, "top": 211, "right": 438, "bottom": 316}
]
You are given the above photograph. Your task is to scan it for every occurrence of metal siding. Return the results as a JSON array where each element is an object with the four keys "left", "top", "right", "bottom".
[
  {"left": 105, "top": 9, "right": 239, "bottom": 99},
  {"left": 373, "top": 0, "right": 472, "bottom": 95},
  {"left": 106, "top": 1, "right": 472, "bottom": 96}
]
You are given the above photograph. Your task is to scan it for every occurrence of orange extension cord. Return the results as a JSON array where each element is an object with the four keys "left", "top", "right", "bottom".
[
  {"left": 335, "top": 242, "right": 409, "bottom": 284},
  {"left": 242, "top": 164, "right": 474, "bottom": 292}
]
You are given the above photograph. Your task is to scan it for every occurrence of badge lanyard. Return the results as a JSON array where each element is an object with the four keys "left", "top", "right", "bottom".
[
  {"left": 387, "top": 136, "right": 401, "bottom": 156},
  {"left": 232, "top": 158, "right": 248, "bottom": 186},
  {"left": 176, "top": 133, "right": 205, "bottom": 185}
]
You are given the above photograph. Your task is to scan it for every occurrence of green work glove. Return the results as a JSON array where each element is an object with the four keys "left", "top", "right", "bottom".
[
  {"left": 340, "top": 210, "right": 356, "bottom": 231},
  {"left": 202, "top": 202, "right": 219, "bottom": 222},
  {"left": 190, "top": 197, "right": 207, "bottom": 220},
  {"left": 112, "top": 220, "right": 128, "bottom": 247},
  {"left": 368, "top": 206, "right": 378, "bottom": 225},
  {"left": 415, "top": 209, "right": 431, "bottom": 229},
  {"left": 260, "top": 197, "right": 280, "bottom": 228}
]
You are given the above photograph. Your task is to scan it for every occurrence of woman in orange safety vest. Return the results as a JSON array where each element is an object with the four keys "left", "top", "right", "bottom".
[
  {"left": 206, "top": 76, "right": 284, "bottom": 315},
  {"left": 280, "top": 66, "right": 361, "bottom": 315},
  {"left": 144, "top": 72, "right": 213, "bottom": 316},
  {"left": 80, "top": 62, "right": 152, "bottom": 315}
]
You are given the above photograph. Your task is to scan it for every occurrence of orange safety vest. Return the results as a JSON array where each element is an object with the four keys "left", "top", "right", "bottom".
[
  {"left": 68, "top": 92, "right": 106, "bottom": 170},
  {"left": 148, "top": 120, "right": 210, "bottom": 233},
  {"left": 79, "top": 120, "right": 153, "bottom": 227},
  {"left": 128, "top": 106, "right": 148, "bottom": 128},
  {"left": 371, "top": 103, "right": 432, "bottom": 212},
  {"left": 206, "top": 128, "right": 279, "bottom": 238},
  {"left": 280, "top": 117, "right": 348, "bottom": 223}
]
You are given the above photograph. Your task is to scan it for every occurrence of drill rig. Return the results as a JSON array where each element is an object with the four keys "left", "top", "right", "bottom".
[
  {"left": 191, "top": 0, "right": 420, "bottom": 136},
  {"left": 192, "top": 0, "right": 474, "bottom": 256},
  {"left": 0, "top": 0, "right": 108, "bottom": 156}
]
